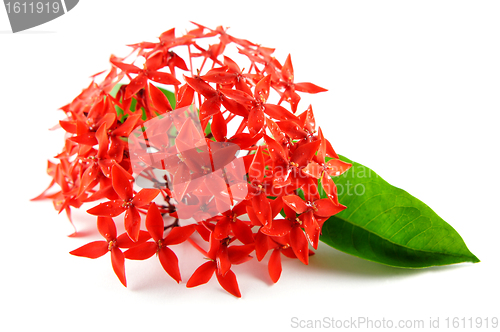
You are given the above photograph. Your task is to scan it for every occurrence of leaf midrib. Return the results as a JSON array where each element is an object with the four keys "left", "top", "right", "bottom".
[{"left": 326, "top": 214, "right": 476, "bottom": 261}]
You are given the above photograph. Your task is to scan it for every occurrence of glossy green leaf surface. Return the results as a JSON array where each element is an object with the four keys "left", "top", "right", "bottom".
[{"left": 320, "top": 156, "right": 479, "bottom": 268}]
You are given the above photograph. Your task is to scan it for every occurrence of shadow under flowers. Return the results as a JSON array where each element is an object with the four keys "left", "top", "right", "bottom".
[{"left": 306, "top": 242, "right": 468, "bottom": 280}]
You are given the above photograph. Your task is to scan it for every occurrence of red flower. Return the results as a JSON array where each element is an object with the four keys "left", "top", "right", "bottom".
[
  {"left": 110, "top": 56, "right": 181, "bottom": 100},
  {"left": 282, "top": 194, "right": 346, "bottom": 250},
  {"left": 87, "top": 165, "right": 160, "bottom": 242},
  {"left": 124, "top": 203, "right": 195, "bottom": 283},
  {"left": 186, "top": 231, "right": 254, "bottom": 298},
  {"left": 268, "top": 136, "right": 321, "bottom": 185},
  {"left": 213, "top": 202, "right": 254, "bottom": 245},
  {"left": 37, "top": 22, "right": 347, "bottom": 296},
  {"left": 267, "top": 234, "right": 314, "bottom": 283},
  {"left": 69, "top": 217, "right": 150, "bottom": 286},
  {"left": 276, "top": 54, "right": 328, "bottom": 113}
]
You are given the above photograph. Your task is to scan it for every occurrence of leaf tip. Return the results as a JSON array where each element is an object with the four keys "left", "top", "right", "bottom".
[{"left": 469, "top": 254, "right": 480, "bottom": 264}]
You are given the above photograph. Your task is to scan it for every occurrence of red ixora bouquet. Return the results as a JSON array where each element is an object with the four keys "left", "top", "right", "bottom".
[
  {"left": 34, "top": 22, "right": 351, "bottom": 297},
  {"left": 35, "top": 22, "right": 480, "bottom": 297}
]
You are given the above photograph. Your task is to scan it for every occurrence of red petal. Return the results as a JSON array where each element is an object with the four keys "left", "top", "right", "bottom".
[
  {"left": 264, "top": 104, "right": 298, "bottom": 122},
  {"left": 281, "top": 54, "right": 294, "bottom": 82},
  {"left": 283, "top": 89, "right": 301, "bottom": 113},
  {"left": 302, "top": 161, "right": 323, "bottom": 179},
  {"left": 268, "top": 249, "right": 282, "bottom": 283},
  {"left": 294, "top": 82, "right": 328, "bottom": 94},
  {"left": 98, "top": 159, "right": 115, "bottom": 178},
  {"left": 112, "top": 112, "right": 141, "bottom": 137},
  {"left": 87, "top": 200, "right": 125, "bottom": 217},
  {"left": 124, "top": 207, "right": 141, "bottom": 242},
  {"left": 261, "top": 219, "right": 292, "bottom": 237},
  {"left": 184, "top": 76, "right": 217, "bottom": 98},
  {"left": 302, "top": 211, "right": 320, "bottom": 249},
  {"left": 186, "top": 261, "right": 216, "bottom": 288},
  {"left": 159, "top": 247, "right": 181, "bottom": 283},
  {"left": 291, "top": 140, "right": 321, "bottom": 167},
  {"left": 290, "top": 227, "right": 309, "bottom": 265},
  {"left": 324, "top": 136, "right": 339, "bottom": 159},
  {"left": 111, "top": 165, "right": 134, "bottom": 201},
  {"left": 281, "top": 247, "right": 297, "bottom": 259},
  {"left": 147, "top": 71, "right": 181, "bottom": 85},
  {"left": 159, "top": 27, "right": 175, "bottom": 42},
  {"left": 125, "top": 73, "right": 148, "bottom": 100},
  {"left": 78, "top": 163, "right": 100, "bottom": 196},
  {"left": 59, "top": 120, "right": 77, "bottom": 134},
  {"left": 265, "top": 118, "right": 287, "bottom": 146},
  {"left": 111, "top": 247, "right": 127, "bottom": 287},
  {"left": 277, "top": 120, "right": 307, "bottom": 139},
  {"left": 246, "top": 205, "right": 262, "bottom": 226},
  {"left": 123, "top": 242, "right": 156, "bottom": 260},
  {"left": 201, "top": 67, "right": 236, "bottom": 84},
  {"left": 132, "top": 188, "right": 160, "bottom": 207},
  {"left": 108, "top": 136, "right": 125, "bottom": 163},
  {"left": 200, "top": 96, "right": 221, "bottom": 120},
  {"left": 213, "top": 216, "right": 231, "bottom": 240},
  {"left": 223, "top": 56, "right": 241, "bottom": 73},
  {"left": 231, "top": 218, "right": 255, "bottom": 245},
  {"left": 176, "top": 84, "right": 195, "bottom": 108},
  {"left": 172, "top": 53, "right": 188, "bottom": 70},
  {"left": 300, "top": 177, "right": 321, "bottom": 202},
  {"left": 147, "top": 83, "right": 173, "bottom": 113},
  {"left": 254, "top": 75, "right": 271, "bottom": 103},
  {"left": 219, "top": 87, "right": 255, "bottom": 106},
  {"left": 248, "top": 107, "right": 264, "bottom": 136},
  {"left": 254, "top": 230, "right": 269, "bottom": 261},
  {"left": 314, "top": 199, "right": 347, "bottom": 217},
  {"left": 110, "top": 58, "right": 141, "bottom": 74},
  {"left": 211, "top": 111, "right": 227, "bottom": 141},
  {"left": 97, "top": 216, "right": 117, "bottom": 242},
  {"left": 164, "top": 225, "right": 196, "bottom": 245},
  {"left": 221, "top": 97, "right": 249, "bottom": 118},
  {"left": 316, "top": 127, "right": 327, "bottom": 162},
  {"left": 145, "top": 51, "right": 164, "bottom": 71},
  {"left": 252, "top": 193, "right": 272, "bottom": 226},
  {"left": 283, "top": 201, "right": 296, "bottom": 220},
  {"left": 116, "top": 231, "right": 151, "bottom": 248},
  {"left": 301, "top": 105, "right": 316, "bottom": 133},
  {"left": 69, "top": 133, "right": 97, "bottom": 146},
  {"left": 69, "top": 241, "right": 108, "bottom": 259},
  {"left": 95, "top": 125, "right": 110, "bottom": 159},
  {"left": 248, "top": 146, "right": 265, "bottom": 184},
  {"left": 171, "top": 163, "right": 191, "bottom": 202},
  {"left": 325, "top": 158, "right": 352, "bottom": 177},
  {"left": 216, "top": 269, "right": 241, "bottom": 298},
  {"left": 145, "top": 203, "right": 164, "bottom": 242},
  {"left": 264, "top": 135, "right": 287, "bottom": 165},
  {"left": 321, "top": 174, "right": 339, "bottom": 205},
  {"left": 216, "top": 245, "right": 231, "bottom": 276},
  {"left": 270, "top": 196, "right": 284, "bottom": 218},
  {"left": 282, "top": 195, "right": 308, "bottom": 214},
  {"left": 228, "top": 244, "right": 254, "bottom": 264},
  {"left": 31, "top": 178, "right": 56, "bottom": 201}
]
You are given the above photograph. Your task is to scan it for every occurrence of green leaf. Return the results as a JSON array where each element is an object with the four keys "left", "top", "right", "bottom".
[{"left": 320, "top": 155, "right": 479, "bottom": 268}]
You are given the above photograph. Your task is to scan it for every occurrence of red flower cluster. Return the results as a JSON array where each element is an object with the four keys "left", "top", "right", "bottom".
[{"left": 34, "top": 22, "right": 352, "bottom": 297}]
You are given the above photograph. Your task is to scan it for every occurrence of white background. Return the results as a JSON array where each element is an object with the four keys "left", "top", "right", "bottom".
[{"left": 1, "top": 1, "right": 499, "bottom": 331}]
